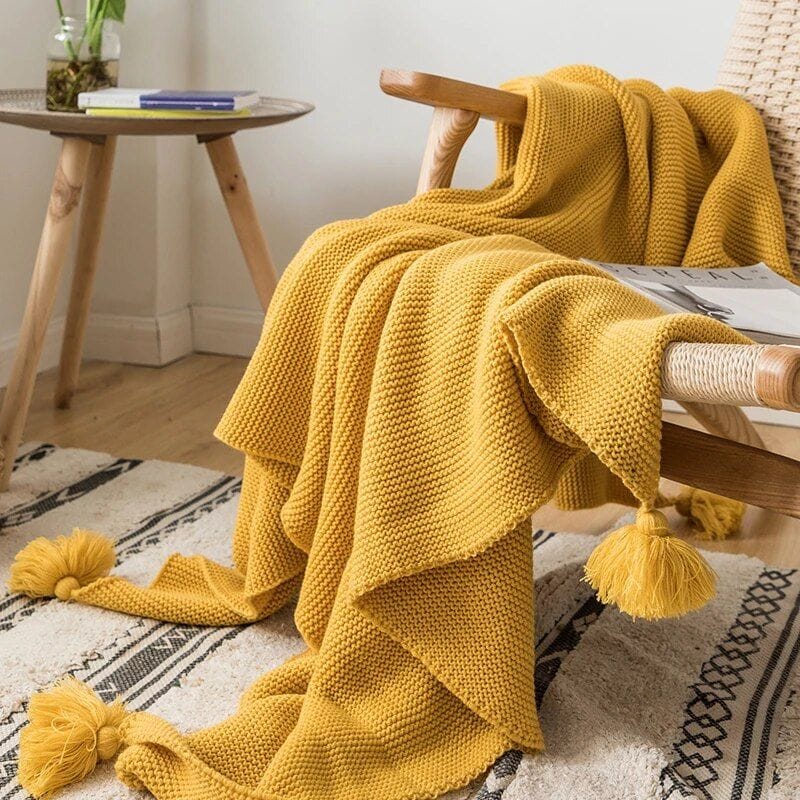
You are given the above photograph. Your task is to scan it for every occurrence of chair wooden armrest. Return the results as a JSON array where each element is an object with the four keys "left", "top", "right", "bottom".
[
  {"left": 382, "top": 66, "right": 800, "bottom": 518},
  {"left": 379, "top": 68, "right": 526, "bottom": 126}
]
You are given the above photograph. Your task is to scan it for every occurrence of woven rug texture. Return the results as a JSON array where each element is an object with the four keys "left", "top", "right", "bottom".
[{"left": 0, "top": 443, "right": 799, "bottom": 800}]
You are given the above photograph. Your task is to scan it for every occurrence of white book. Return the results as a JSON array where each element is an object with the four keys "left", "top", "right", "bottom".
[{"left": 78, "top": 88, "right": 150, "bottom": 109}]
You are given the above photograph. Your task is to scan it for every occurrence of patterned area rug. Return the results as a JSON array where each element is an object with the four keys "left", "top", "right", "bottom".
[{"left": 1, "top": 443, "right": 799, "bottom": 800}]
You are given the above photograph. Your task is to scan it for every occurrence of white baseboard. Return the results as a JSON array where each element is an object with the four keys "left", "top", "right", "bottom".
[
  {"left": 83, "top": 307, "right": 193, "bottom": 366},
  {"left": 156, "top": 307, "right": 194, "bottom": 365},
  {"left": 0, "top": 307, "right": 193, "bottom": 388},
  {"left": 191, "top": 305, "right": 264, "bottom": 357}
]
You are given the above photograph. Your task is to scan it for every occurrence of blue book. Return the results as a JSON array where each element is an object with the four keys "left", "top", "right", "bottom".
[{"left": 78, "top": 88, "right": 260, "bottom": 111}]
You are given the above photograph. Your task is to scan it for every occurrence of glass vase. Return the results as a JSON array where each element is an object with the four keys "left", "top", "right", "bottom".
[{"left": 46, "top": 16, "right": 121, "bottom": 112}]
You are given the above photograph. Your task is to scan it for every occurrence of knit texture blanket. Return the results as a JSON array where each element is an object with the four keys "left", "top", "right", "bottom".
[{"left": 7, "top": 66, "right": 794, "bottom": 800}]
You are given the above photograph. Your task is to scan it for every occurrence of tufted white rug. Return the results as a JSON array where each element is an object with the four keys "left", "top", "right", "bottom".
[{"left": 1, "top": 443, "right": 799, "bottom": 800}]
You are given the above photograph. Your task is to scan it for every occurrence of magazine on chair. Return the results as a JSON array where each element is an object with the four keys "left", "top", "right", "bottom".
[{"left": 583, "top": 260, "right": 800, "bottom": 345}]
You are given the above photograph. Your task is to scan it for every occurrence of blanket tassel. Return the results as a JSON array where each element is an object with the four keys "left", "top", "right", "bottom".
[
  {"left": 18, "top": 678, "right": 128, "bottom": 799},
  {"left": 672, "top": 487, "right": 745, "bottom": 540},
  {"left": 584, "top": 506, "right": 716, "bottom": 620},
  {"left": 7, "top": 530, "right": 115, "bottom": 601}
]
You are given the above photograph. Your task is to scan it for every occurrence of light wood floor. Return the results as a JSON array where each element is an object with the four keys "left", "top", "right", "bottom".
[
  {"left": 13, "top": 354, "right": 800, "bottom": 568},
  {"left": 23, "top": 355, "right": 248, "bottom": 476}
]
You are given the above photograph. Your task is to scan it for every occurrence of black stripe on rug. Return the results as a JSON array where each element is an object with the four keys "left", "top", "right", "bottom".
[
  {"left": 115, "top": 475, "right": 241, "bottom": 557},
  {"left": 771, "top": 686, "right": 797, "bottom": 787},
  {"left": 10, "top": 444, "right": 56, "bottom": 473},
  {"left": 0, "top": 457, "right": 142, "bottom": 530}
]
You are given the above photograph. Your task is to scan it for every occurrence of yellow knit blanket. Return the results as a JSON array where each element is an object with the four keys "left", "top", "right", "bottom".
[{"left": 9, "top": 66, "right": 793, "bottom": 800}]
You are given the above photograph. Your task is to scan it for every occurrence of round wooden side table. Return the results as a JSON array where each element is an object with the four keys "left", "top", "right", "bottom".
[{"left": 0, "top": 89, "right": 313, "bottom": 490}]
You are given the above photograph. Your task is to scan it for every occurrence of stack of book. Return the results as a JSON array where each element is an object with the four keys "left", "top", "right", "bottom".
[{"left": 77, "top": 89, "right": 261, "bottom": 118}]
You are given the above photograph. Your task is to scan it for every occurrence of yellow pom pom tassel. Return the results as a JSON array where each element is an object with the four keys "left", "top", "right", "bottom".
[
  {"left": 584, "top": 507, "right": 716, "bottom": 620},
  {"left": 7, "top": 530, "right": 115, "bottom": 601},
  {"left": 18, "top": 677, "right": 127, "bottom": 799},
  {"left": 674, "top": 487, "right": 745, "bottom": 541}
]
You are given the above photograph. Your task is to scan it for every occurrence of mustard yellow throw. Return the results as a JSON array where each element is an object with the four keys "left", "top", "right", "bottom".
[{"left": 9, "top": 66, "right": 793, "bottom": 800}]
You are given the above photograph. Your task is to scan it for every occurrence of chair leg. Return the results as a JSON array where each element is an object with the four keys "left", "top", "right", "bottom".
[
  {"left": 416, "top": 106, "right": 480, "bottom": 194},
  {"left": 55, "top": 135, "right": 117, "bottom": 410},
  {"left": 0, "top": 136, "right": 92, "bottom": 491},
  {"left": 201, "top": 134, "right": 278, "bottom": 311},
  {"left": 678, "top": 401, "right": 765, "bottom": 448}
]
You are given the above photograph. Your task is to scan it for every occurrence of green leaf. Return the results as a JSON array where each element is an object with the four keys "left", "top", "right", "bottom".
[{"left": 104, "top": 0, "right": 125, "bottom": 23}]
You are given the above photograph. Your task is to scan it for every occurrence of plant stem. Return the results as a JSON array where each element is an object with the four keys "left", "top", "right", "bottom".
[
  {"left": 87, "top": 0, "right": 111, "bottom": 59},
  {"left": 55, "top": 0, "right": 78, "bottom": 60}
]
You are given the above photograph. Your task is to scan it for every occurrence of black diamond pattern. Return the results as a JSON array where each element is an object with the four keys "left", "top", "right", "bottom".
[{"left": 661, "top": 569, "right": 795, "bottom": 799}]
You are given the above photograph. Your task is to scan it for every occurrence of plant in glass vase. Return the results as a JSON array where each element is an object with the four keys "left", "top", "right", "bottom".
[{"left": 47, "top": 0, "right": 125, "bottom": 112}]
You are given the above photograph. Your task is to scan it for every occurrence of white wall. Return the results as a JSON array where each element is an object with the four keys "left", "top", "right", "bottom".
[
  {"left": 189, "top": 0, "right": 740, "bottom": 335},
  {"left": 1, "top": 0, "right": 741, "bottom": 382}
]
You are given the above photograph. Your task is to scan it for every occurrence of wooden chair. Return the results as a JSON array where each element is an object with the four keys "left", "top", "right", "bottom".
[{"left": 379, "top": 66, "right": 800, "bottom": 520}]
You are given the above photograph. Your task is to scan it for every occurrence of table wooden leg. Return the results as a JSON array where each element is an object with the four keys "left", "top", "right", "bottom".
[
  {"left": 201, "top": 134, "right": 278, "bottom": 311},
  {"left": 55, "top": 135, "right": 117, "bottom": 410},
  {"left": 0, "top": 136, "right": 92, "bottom": 491}
]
